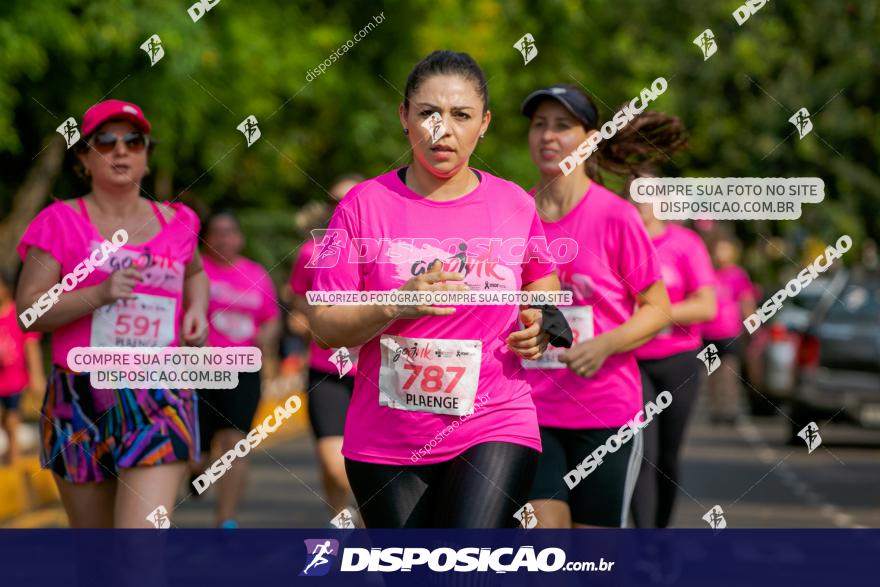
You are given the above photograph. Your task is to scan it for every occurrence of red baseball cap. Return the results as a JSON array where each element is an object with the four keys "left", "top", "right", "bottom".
[{"left": 81, "top": 99, "right": 152, "bottom": 138}]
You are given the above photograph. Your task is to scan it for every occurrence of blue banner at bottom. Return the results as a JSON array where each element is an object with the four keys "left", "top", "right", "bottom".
[{"left": 1, "top": 529, "right": 875, "bottom": 586}]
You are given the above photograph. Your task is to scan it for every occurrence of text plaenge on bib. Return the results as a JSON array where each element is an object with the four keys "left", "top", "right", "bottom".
[{"left": 379, "top": 334, "right": 482, "bottom": 417}]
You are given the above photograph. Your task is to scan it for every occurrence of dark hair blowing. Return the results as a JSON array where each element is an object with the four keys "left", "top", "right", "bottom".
[
  {"left": 542, "top": 85, "right": 688, "bottom": 185},
  {"left": 404, "top": 51, "right": 489, "bottom": 113}
]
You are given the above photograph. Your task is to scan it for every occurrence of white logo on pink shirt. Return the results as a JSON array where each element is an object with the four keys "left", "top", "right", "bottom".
[
  {"left": 386, "top": 241, "right": 516, "bottom": 290},
  {"left": 211, "top": 310, "right": 255, "bottom": 342},
  {"left": 94, "top": 242, "right": 184, "bottom": 292},
  {"left": 564, "top": 272, "right": 597, "bottom": 304},
  {"left": 209, "top": 282, "right": 262, "bottom": 309}
]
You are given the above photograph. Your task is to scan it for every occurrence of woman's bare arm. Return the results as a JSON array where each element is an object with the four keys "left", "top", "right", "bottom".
[{"left": 15, "top": 248, "right": 129, "bottom": 332}]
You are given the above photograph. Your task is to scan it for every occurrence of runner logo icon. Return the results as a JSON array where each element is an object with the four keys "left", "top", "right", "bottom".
[
  {"left": 513, "top": 503, "right": 538, "bottom": 528},
  {"left": 300, "top": 539, "right": 340, "bottom": 577},
  {"left": 797, "top": 422, "right": 822, "bottom": 454},
  {"left": 697, "top": 344, "right": 721, "bottom": 375},
  {"left": 514, "top": 33, "right": 538, "bottom": 65},
  {"left": 140, "top": 34, "right": 164, "bottom": 66},
  {"left": 331, "top": 347, "right": 354, "bottom": 378},
  {"left": 330, "top": 508, "right": 356, "bottom": 528},
  {"left": 146, "top": 505, "right": 171, "bottom": 529},
  {"left": 305, "top": 229, "right": 348, "bottom": 268},
  {"left": 421, "top": 112, "right": 446, "bottom": 144},
  {"left": 789, "top": 107, "right": 813, "bottom": 139},
  {"left": 694, "top": 29, "right": 717, "bottom": 60},
  {"left": 56, "top": 117, "right": 80, "bottom": 149},
  {"left": 702, "top": 505, "right": 727, "bottom": 530},
  {"left": 237, "top": 115, "right": 261, "bottom": 147}
]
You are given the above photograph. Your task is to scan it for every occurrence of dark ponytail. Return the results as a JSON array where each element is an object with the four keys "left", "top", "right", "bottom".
[
  {"left": 596, "top": 110, "right": 687, "bottom": 181},
  {"left": 404, "top": 50, "right": 489, "bottom": 113},
  {"left": 560, "top": 87, "right": 687, "bottom": 185}
]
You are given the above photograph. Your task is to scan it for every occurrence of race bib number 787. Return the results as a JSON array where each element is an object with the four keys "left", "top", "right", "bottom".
[{"left": 379, "top": 335, "right": 481, "bottom": 417}]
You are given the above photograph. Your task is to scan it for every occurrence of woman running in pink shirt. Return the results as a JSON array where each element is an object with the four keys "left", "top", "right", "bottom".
[
  {"left": 307, "top": 51, "right": 560, "bottom": 528},
  {"left": 629, "top": 171, "right": 717, "bottom": 528},
  {"left": 15, "top": 100, "right": 209, "bottom": 528},
  {"left": 520, "top": 85, "right": 678, "bottom": 528}
]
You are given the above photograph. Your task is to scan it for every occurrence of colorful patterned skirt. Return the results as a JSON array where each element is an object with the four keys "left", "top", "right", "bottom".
[{"left": 41, "top": 365, "right": 200, "bottom": 483}]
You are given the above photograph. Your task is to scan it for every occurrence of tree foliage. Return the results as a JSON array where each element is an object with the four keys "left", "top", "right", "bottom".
[{"left": 1, "top": 0, "right": 877, "bottom": 285}]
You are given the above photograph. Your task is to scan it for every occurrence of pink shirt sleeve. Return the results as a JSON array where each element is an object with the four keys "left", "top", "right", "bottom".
[
  {"left": 521, "top": 208, "right": 556, "bottom": 285},
  {"left": 312, "top": 207, "right": 362, "bottom": 293},
  {"left": 682, "top": 232, "right": 716, "bottom": 294},
  {"left": 177, "top": 204, "right": 201, "bottom": 265},
  {"left": 289, "top": 243, "right": 314, "bottom": 296},
  {"left": 255, "top": 269, "right": 279, "bottom": 324},
  {"left": 17, "top": 203, "right": 68, "bottom": 264},
  {"left": 615, "top": 208, "right": 661, "bottom": 295},
  {"left": 733, "top": 266, "right": 754, "bottom": 301}
]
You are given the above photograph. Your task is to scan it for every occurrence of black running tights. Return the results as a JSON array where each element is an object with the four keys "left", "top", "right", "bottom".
[{"left": 345, "top": 442, "right": 539, "bottom": 528}]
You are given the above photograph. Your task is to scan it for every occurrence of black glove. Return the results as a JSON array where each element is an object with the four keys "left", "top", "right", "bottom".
[{"left": 530, "top": 304, "right": 573, "bottom": 348}]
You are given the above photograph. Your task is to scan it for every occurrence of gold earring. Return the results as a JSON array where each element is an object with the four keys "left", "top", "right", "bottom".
[{"left": 84, "top": 168, "right": 91, "bottom": 177}]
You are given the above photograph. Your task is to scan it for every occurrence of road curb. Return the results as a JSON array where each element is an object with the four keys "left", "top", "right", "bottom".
[
  {"left": 0, "top": 457, "right": 59, "bottom": 521},
  {"left": 252, "top": 389, "right": 309, "bottom": 441}
]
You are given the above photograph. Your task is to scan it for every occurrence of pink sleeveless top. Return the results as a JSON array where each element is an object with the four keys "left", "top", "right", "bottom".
[{"left": 17, "top": 198, "right": 201, "bottom": 369}]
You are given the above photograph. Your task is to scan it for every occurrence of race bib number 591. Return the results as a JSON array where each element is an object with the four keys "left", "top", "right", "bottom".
[
  {"left": 379, "top": 335, "right": 481, "bottom": 417},
  {"left": 90, "top": 293, "right": 176, "bottom": 347}
]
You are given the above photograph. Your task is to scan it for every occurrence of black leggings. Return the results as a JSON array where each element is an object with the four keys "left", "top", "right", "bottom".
[
  {"left": 631, "top": 351, "right": 702, "bottom": 528},
  {"left": 345, "top": 442, "right": 539, "bottom": 528}
]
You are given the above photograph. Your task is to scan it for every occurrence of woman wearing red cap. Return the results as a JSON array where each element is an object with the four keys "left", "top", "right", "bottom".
[{"left": 15, "top": 100, "right": 209, "bottom": 528}]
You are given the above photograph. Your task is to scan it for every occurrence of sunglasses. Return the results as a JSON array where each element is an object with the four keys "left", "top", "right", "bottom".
[{"left": 90, "top": 131, "right": 149, "bottom": 153}]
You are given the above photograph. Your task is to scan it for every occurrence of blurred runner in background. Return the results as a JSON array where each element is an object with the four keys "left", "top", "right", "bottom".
[
  {"left": 702, "top": 233, "right": 756, "bottom": 424},
  {"left": 194, "top": 210, "right": 280, "bottom": 528},
  {"left": 289, "top": 174, "right": 362, "bottom": 522},
  {"left": 0, "top": 268, "right": 45, "bottom": 466},
  {"left": 629, "top": 170, "right": 717, "bottom": 528}
]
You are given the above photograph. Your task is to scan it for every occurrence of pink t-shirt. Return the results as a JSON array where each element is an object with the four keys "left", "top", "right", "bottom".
[
  {"left": 203, "top": 254, "right": 279, "bottom": 348},
  {"left": 17, "top": 199, "right": 200, "bottom": 369},
  {"left": 290, "top": 239, "right": 358, "bottom": 376},
  {"left": 635, "top": 223, "right": 716, "bottom": 360},
  {"left": 702, "top": 265, "right": 752, "bottom": 340},
  {"left": 311, "top": 168, "right": 556, "bottom": 465},
  {"left": 0, "top": 304, "right": 41, "bottom": 395},
  {"left": 525, "top": 183, "right": 661, "bottom": 429}
]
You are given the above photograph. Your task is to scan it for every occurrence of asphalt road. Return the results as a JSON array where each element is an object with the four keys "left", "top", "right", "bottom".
[
  {"left": 173, "top": 402, "right": 880, "bottom": 529},
  {"left": 9, "top": 397, "right": 879, "bottom": 529},
  {"left": 673, "top": 409, "right": 880, "bottom": 528}
]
